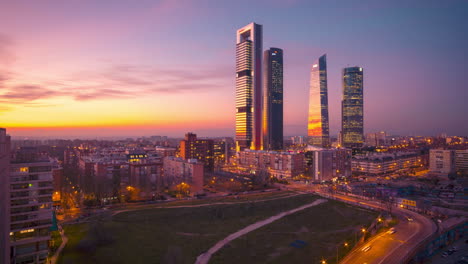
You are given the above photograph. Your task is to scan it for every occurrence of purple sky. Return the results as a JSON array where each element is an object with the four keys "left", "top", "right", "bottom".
[{"left": 0, "top": 0, "right": 467, "bottom": 138}]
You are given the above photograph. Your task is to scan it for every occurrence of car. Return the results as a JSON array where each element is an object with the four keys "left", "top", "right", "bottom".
[
  {"left": 362, "top": 245, "right": 372, "bottom": 252},
  {"left": 442, "top": 252, "right": 449, "bottom": 258},
  {"left": 406, "top": 217, "right": 414, "bottom": 222},
  {"left": 387, "top": 228, "right": 396, "bottom": 234}
]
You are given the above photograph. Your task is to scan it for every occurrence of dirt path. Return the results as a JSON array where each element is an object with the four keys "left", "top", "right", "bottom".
[
  {"left": 194, "top": 199, "right": 327, "bottom": 264},
  {"left": 49, "top": 226, "right": 68, "bottom": 264}
]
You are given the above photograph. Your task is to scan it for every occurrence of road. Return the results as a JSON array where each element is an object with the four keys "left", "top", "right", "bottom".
[
  {"left": 284, "top": 182, "right": 437, "bottom": 264},
  {"left": 323, "top": 193, "right": 436, "bottom": 264}
]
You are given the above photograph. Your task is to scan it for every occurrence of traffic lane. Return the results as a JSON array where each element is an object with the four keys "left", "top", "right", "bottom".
[
  {"left": 341, "top": 231, "right": 404, "bottom": 264},
  {"left": 300, "top": 190, "right": 437, "bottom": 264},
  {"left": 382, "top": 209, "right": 437, "bottom": 263},
  {"left": 334, "top": 195, "right": 435, "bottom": 264},
  {"left": 341, "top": 217, "right": 418, "bottom": 264},
  {"left": 377, "top": 218, "right": 423, "bottom": 264}
]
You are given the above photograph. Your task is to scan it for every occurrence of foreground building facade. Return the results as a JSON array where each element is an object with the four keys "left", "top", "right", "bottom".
[
  {"left": 342, "top": 66, "right": 364, "bottom": 148},
  {"left": 0, "top": 128, "right": 11, "bottom": 264},
  {"left": 235, "top": 22, "right": 263, "bottom": 151},
  {"left": 10, "top": 147, "right": 53, "bottom": 264},
  {"left": 263, "top": 47, "right": 284, "bottom": 151}
]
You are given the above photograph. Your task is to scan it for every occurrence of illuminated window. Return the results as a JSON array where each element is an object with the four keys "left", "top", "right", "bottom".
[{"left": 20, "top": 229, "right": 34, "bottom": 234}]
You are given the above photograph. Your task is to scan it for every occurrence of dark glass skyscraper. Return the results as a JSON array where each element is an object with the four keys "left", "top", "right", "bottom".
[
  {"left": 235, "top": 22, "right": 263, "bottom": 151},
  {"left": 263, "top": 48, "right": 283, "bottom": 150},
  {"left": 342, "top": 66, "right": 364, "bottom": 148},
  {"left": 307, "top": 54, "right": 330, "bottom": 147}
]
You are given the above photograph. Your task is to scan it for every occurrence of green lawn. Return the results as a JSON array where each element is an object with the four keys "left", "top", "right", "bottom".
[
  {"left": 210, "top": 200, "right": 379, "bottom": 264},
  {"left": 57, "top": 224, "right": 89, "bottom": 264},
  {"left": 58, "top": 193, "right": 317, "bottom": 264},
  {"left": 121, "top": 190, "right": 295, "bottom": 211},
  {"left": 49, "top": 230, "right": 63, "bottom": 256},
  {"left": 58, "top": 194, "right": 378, "bottom": 264}
]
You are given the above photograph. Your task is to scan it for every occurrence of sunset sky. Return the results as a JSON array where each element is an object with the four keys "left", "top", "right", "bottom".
[{"left": 1, "top": 0, "right": 467, "bottom": 138}]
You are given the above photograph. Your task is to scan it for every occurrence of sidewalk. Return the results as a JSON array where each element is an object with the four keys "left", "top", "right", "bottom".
[{"left": 49, "top": 226, "right": 68, "bottom": 264}]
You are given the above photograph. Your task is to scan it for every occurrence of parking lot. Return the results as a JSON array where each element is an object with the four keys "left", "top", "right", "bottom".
[{"left": 429, "top": 238, "right": 468, "bottom": 264}]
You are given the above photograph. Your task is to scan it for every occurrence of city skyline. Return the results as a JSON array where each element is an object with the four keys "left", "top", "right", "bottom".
[{"left": 1, "top": 1, "right": 467, "bottom": 138}]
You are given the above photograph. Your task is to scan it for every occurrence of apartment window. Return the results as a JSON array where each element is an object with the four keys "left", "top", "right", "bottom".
[
  {"left": 29, "top": 166, "right": 51, "bottom": 173},
  {"left": 15, "top": 243, "right": 36, "bottom": 255}
]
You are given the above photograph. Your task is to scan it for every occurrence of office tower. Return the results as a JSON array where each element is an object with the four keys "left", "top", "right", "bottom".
[
  {"left": 179, "top": 132, "right": 214, "bottom": 171},
  {"left": 0, "top": 128, "right": 11, "bottom": 264},
  {"left": 342, "top": 66, "right": 364, "bottom": 148},
  {"left": 236, "top": 22, "right": 263, "bottom": 151},
  {"left": 307, "top": 54, "right": 330, "bottom": 147},
  {"left": 10, "top": 147, "right": 53, "bottom": 264},
  {"left": 263, "top": 48, "right": 283, "bottom": 151}
]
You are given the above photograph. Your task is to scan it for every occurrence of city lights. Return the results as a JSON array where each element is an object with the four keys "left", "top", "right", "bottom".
[{"left": 0, "top": 2, "right": 465, "bottom": 264}]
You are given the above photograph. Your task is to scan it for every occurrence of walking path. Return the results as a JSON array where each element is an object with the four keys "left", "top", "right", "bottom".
[
  {"left": 49, "top": 226, "right": 68, "bottom": 264},
  {"left": 194, "top": 199, "right": 327, "bottom": 264}
]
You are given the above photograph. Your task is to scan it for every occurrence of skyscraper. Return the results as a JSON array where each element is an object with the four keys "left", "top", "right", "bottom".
[
  {"left": 263, "top": 48, "right": 283, "bottom": 151},
  {"left": 342, "top": 66, "right": 364, "bottom": 148},
  {"left": 236, "top": 22, "right": 263, "bottom": 151},
  {"left": 307, "top": 54, "right": 330, "bottom": 147}
]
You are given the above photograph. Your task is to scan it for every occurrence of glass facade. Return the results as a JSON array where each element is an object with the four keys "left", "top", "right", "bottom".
[
  {"left": 342, "top": 66, "right": 364, "bottom": 148},
  {"left": 235, "top": 23, "right": 262, "bottom": 151},
  {"left": 307, "top": 54, "right": 330, "bottom": 147},
  {"left": 262, "top": 48, "right": 283, "bottom": 151}
]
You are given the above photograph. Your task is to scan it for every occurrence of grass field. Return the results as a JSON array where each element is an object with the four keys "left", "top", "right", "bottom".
[
  {"left": 210, "top": 200, "right": 379, "bottom": 264},
  {"left": 58, "top": 193, "right": 317, "bottom": 264},
  {"left": 49, "top": 230, "right": 63, "bottom": 256},
  {"left": 120, "top": 190, "right": 296, "bottom": 211}
]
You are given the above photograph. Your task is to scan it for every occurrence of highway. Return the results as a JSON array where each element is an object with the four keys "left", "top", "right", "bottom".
[{"left": 286, "top": 183, "right": 437, "bottom": 264}]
